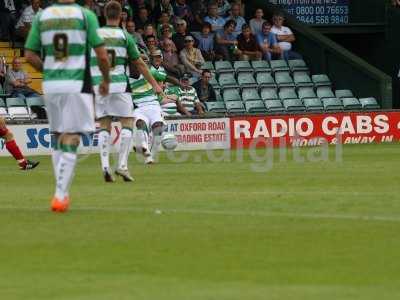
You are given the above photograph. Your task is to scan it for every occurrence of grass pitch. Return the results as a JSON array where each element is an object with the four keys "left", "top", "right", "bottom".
[{"left": 1, "top": 144, "right": 400, "bottom": 299}]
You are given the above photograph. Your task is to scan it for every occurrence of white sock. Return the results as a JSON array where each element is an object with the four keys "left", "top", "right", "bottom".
[
  {"left": 51, "top": 149, "right": 62, "bottom": 177},
  {"left": 134, "top": 129, "right": 149, "bottom": 154},
  {"left": 98, "top": 130, "right": 110, "bottom": 171},
  {"left": 55, "top": 151, "right": 77, "bottom": 200},
  {"left": 150, "top": 133, "right": 162, "bottom": 160},
  {"left": 118, "top": 128, "right": 132, "bottom": 170}
]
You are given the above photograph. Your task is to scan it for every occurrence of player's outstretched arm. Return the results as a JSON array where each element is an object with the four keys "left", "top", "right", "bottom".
[
  {"left": 94, "top": 46, "right": 111, "bottom": 96},
  {"left": 25, "top": 50, "right": 43, "bottom": 73},
  {"left": 134, "top": 57, "right": 163, "bottom": 95}
]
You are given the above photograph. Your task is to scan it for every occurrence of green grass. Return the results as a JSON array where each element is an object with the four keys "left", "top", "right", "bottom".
[{"left": 1, "top": 144, "right": 400, "bottom": 299}]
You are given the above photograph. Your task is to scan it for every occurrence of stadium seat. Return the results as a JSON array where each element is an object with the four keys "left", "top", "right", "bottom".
[
  {"left": 342, "top": 97, "right": 362, "bottom": 110},
  {"left": 312, "top": 74, "right": 332, "bottom": 87},
  {"left": 293, "top": 72, "right": 313, "bottom": 88},
  {"left": 0, "top": 98, "right": 9, "bottom": 118},
  {"left": 316, "top": 86, "right": 335, "bottom": 100},
  {"left": 222, "top": 88, "right": 241, "bottom": 101},
  {"left": 260, "top": 88, "right": 279, "bottom": 101},
  {"left": 298, "top": 87, "right": 317, "bottom": 100},
  {"left": 26, "top": 96, "right": 45, "bottom": 118},
  {"left": 275, "top": 72, "right": 295, "bottom": 88},
  {"left": 265, "top": 99, "right": 285, "bottom": 112},
  {"left": 225, "top": 100, "right": 245, "bottom": 114},
  {"left": 201, "top": 61, "right": 214, "bottom": 71},
  {"left": 215, "top": 61, "right": 234, "bottom": 75},
  {"left": 359, "top": 97, "right": 380, "bottom": 110},
  {"left": 283, "top": 99, "right": 306, "bottom": 112},
  {"left": 270, "top": 59, "right": 290, "bottom": 73},
  {"left": 288, "top": 59, "right": 309, "bottom": 73},
  {"left": 322, "top": 98, "right": 343, "bottom": 111},
  {"left": 256, "top": 72, "right": 276, "bottom": 89},
  {"left": 251, "top": 60, "right": 271, "bottom": 73},
  {"left": 214, "top": 89, "right": 223, "bottom": 102},
  {"left": 335, "top": 89, "right": 354, "bottom": 99},
  {"left": 6, "top": 97, "right": 30, "bottom": 119},
  {"left": 303, "top": 98, "right": 324, "bottom": 111},
  {"left": 0, "top": 85, "right": 11, "bottom": 99},
  {"left": 233, "top": 61, "right": 253, "bottom": 74},
  {"left": 279, "top": 87, "right": 298, "bottom": 100},
  {"left": 237, "top": 73, "right": 257, "bottom": 88},
  {"left": 244, "top": 100, "right": 267, "bottom": 113},
  {"left": 241, "top": 88, "right": 261, "bottom": 101},
  {"left": 29, "top": 79, "right": 42, "bottom": 94},
  {"left": 210, "top": 73, "right": 219, "bottom": 87},
  {"left": 218, "top": 73, "right": 239, "bottom": 89},
  {"left": 205, "top": 101, "right": 226, "bottom": 113}
]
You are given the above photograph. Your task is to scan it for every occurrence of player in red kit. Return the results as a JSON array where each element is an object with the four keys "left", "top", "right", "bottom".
[{"left": 0, "top": 117, "right": 39, "bottom": 170}]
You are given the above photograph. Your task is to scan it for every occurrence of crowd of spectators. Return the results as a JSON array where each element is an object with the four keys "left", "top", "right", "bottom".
[{"left": 0, "top": 0, "right": 303, "bottom": 115}]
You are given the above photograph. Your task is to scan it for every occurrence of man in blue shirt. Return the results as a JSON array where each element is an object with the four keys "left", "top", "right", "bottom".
[
  {"left": 204, "top": 2, "right": 226, "bottom": 32},
  {"left": 256, "top": 21, "right": 282, "bottom": 60},
  {"left": 224, "top": 3, "right": 246, "bottom": 38}
]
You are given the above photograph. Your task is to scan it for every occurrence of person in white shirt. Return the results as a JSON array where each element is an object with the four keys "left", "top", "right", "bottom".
[
  {"left": 15, "top": 0, "right": 42, "bottom": 39},
  {"left": 271, "top": 12, "right": 302, "bottom": 60}
]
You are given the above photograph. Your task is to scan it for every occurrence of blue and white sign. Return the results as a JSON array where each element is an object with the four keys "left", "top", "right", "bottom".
[{"left": 269, "top": 0, "right": 349, "bottom": 25}]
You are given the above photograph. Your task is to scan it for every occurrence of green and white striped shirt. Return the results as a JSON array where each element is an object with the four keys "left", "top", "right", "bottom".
[
  {"left": 90, "top": 26, "right": 140, "bottom": 94},
  {"left": 25, "top": 3, "right": 104, "bottom": 94},
  {"left": 178, "top": 86, "right": 200, "bottom": 112},
  {"left": 162, "top": 85, "right": 179, "bottom": 115},
  {"left": 130, "top": 68, "right": 167, "bottom": 107}
]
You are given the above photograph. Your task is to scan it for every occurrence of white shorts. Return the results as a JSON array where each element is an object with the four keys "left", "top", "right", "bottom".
[
  {"left": 43, "top": 93, "right": 95, "bottom": 133},
  {"left": 95, "top": 93, "right": 134, "bottom": 119},
  {"left": 133, "top": 104, "right": 164, "bottom": 130}
]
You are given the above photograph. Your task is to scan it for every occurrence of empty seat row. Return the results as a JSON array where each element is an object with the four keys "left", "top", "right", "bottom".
[
  {"left": 205, "top": 97, "right": 380, "bottom": 114},
  {"left": 0, "top": 97, "right": 45, "bottom": 120},
  {"left": 203, "top": 59, "right": 309, "bottom": 75},
  {"left": 211, "top": 72, "right": 332, "bottom": 90}
]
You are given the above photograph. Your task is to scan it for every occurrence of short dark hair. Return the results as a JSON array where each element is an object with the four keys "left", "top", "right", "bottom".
[
  {"left": 242, "top": 24, "right": 250, "bottom": 31},
  {"left": 202, "top": 69, "right": 212, "bottom": 76},
  {"left": 202, "top": 22, "right": 212, "bottom": 31},
  {"left": 104, "top": 1, "right": 122, "bottom": 21},
  {"left": 262, "top": 21, "right": 272, "bottom": 28},
  {"left": 145, "top": 35, "right": 156, "bottom": 42},
  {"left": 224, "top": 19, "right": 237, "bottom": 30}
]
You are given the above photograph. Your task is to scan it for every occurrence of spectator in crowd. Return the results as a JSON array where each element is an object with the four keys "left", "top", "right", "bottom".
[
  {"left": 5, "top": 57, "right": 40, "bottom": 98},
  {"left": 178, "top": 73, "right": 204, "bottom": 115},
  {"left": 15, "top": 0, "right": 42, "bottom": 40},
  {"left": 271, "top": 12, "right": 302, "bottom": 60},
  {"left": 392, "top": 0, "right": 400, "bottom": 6},
  {"left": 189, "top": 0, "right": 208, "bottom": 31},
  {"left": 224, "top": 3, "right": 246, "bottom": 37},
  {"left": 249, "top": 8, "right": 266, "bottom": 35},
  {"left": 192, "top": 22, "right": 216, "bottom": 61},
  {"left": 120, "top": 0, "right": 133, "bottom": 19},
  {"left": 0, "top": 56, "right": 6, "bottom": 88},
  {"left": 216, "top": 19, "right": 239, "bottom": 61},
  {"left": 180, "top": 35, "right": 205, "bottom": 80},
  {"left": 144, "top": 35, "right": 159, "bottom": 54},
  {"left": 0, "top": 0, "right": 21, "bottom": 42},
  {"left": 83, "top": 0, "right": 101, "bottom": 17},
  {"left": 237, "top": 24, "right": 262, "bottom": 60},
  {"left": 152, "top": 0, "right": 175, "bottom": 21},
  {"left": 203, "top": 3, "right": 226, "bottom": 32},
  {"left": 126, "top": 20, "right": 147, "bottom": 51},
  {"left": 257, "top": 21, "right": 282, "bottom": 60},
  {"left": 134, "top": 7, "right": 152, "bottom": 33},
  {"left": 143, "top": 23, "right": 158, "bottom": 40},
  {"left": 217, "top": 0, "right": 231, "bottom": 17},
  {"left": 119, "top": 10, "right": 129, "bottom": 30},
  {"left": 159, "top": 24, "right": 174, "bottom": 42},
  {"left": 193, "top": 69, "right": 217, "bottom": 104},
  {"left": 161, "top": 38, "right": 185, "bottom": 78},
  {"left": 172, "top": 18, "right": 195, "bottom": 52},
  {"left": 173, "top": 0, "right": 193, "bottom": 24},
  {"left": 156, "top": 12, "right": 174, "bottom": 37}
]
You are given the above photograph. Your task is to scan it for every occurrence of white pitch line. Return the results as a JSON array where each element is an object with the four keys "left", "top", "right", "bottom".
[{"left": 0, "top": 206, "right": 400, "bottom": 223}]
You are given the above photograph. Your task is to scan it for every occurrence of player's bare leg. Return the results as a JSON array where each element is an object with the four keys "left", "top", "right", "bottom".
[
  {"left": 51, "top": 133, "right": 80, "bottom": 212},
  {"left": 0, "top": 117, "right": 39, "bottom": 170},
  {"left": 114, "top": 117, "right": 134, "bottom": 182},
  {"left": 98, "top": 117, "right": 114, "bottom": 182},
  {"left": 146, "top": 122, "right": 164, "bottom": 164}
]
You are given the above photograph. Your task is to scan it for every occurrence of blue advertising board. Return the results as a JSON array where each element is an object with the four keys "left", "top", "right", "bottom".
[{"left": 269, "top": 0, "right": 349, "bottom": 25}]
